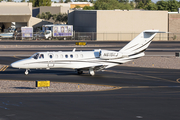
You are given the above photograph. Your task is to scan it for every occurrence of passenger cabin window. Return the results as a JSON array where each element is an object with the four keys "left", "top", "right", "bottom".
[
  {"left": 70, "top": 55, "right": 73, "bottom": 58},
  {"left": 60, "top": 54, "right": 63, "bottom": 58},
  {"left": 39, "top": 54, "right": 44, "bottom": 59},
  {"left": 75, "top": 54, "right": 78, "bottom": 58},
  {"left": 49, "top": 54, "right": 53, "bottom": 59},
  {"left": 65, "top": 55, "right": 68, "bottom": 58}
]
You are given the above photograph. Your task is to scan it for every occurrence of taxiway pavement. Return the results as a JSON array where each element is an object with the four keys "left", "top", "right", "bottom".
[
  {"left": 0, "top": 41, "right": 180, "bottom": 120},
  {"left": 0, "top": 66, "right": 180, "bottom": 120}
]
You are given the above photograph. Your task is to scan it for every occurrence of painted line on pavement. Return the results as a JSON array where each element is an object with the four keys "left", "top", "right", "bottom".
[
  {"left": 13, "top": 56, "right": 22, "bottom": 60},
  {"left": 176, "top": 78, "right": 180, "bottom": 83},
  {"left": 0, "top": 65, "right": 9, "bottom": 72}
]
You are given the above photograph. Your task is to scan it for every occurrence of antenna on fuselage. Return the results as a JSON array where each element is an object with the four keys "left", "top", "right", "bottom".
[{"left": 73, "top": 48, "right": 76, "bottom": 52}]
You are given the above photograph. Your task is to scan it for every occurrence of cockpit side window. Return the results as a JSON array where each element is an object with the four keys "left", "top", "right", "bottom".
[{"left": 39, "top": 54, "right": 44, "bottom": 59}]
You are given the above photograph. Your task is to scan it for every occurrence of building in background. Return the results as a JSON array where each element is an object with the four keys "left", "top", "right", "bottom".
[
  {"left": 33, "top": 2, "right": 93, "bottom": 24},
  {"left": 51, "top": 2, "right": 93, "bottom": 9},
  {"left": 168, "top": 10, "right": 180, "bottom": 41},
  {"left": 0, "top": 1, "right": 178, "bottom": 41},
  {"left": 33, "top": 5, "right": 69, "bottom": 18},
  {"left": 68, "top": 10, "right": 168, "bottom": 41},
  {"left": 0, "top": 1, "right": 52, "bottom": 32},
  {"left": 0, "top": 2, "right": 32, "bottom": 31},
  {"left": 33, "top": 2, "right": 93, "bottom": 17}
]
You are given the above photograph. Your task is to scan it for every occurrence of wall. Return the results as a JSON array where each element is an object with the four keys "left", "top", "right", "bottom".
[
  {"left": 0, "top": 2, "right": 32, "bottom": 27},
  {"left": 60, "top": 6, "right": 70, "bottom": 14},
  {"left": 40, "top": 6, "right": 69, "bottom": 14},
  {"left": 40, "top": 6, "right": 61, "bottom": 15},
  {"left": 169, "top": 13, "right": 180, "bottom": 41},
  {"left": 32, "top": 7, "right": 40, "bottom": 17},
  {"left": 97, "top": 10, "right": 168, "bottom": 41},
  {"left": 68, "top": 10, "right": 97, "bottom": 32},
  {"left": 51, "top": 2, "right": 70, "bottom": 7}
]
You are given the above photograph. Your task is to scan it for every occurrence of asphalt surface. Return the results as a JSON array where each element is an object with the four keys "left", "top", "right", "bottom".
[
  {"left": 0, "top": 41, "right": 180, "bottom": 120},
  {"left": 1, "top": 41, "right": 180, "bottom": 56},
  {"left": 0, "top": 66, "right": 180, "bottom": 120},
  {"left": 1, "top": 40, "right": 180, "bottom": 48}
]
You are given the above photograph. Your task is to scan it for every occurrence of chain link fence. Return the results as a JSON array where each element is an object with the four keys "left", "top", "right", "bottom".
[{"left": 0, "top": 32, "right": 180, "bottom": 41}]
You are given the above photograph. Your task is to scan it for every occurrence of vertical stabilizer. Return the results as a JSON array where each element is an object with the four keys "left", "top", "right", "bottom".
[{"left": 119, "top": 30, "right": 160, "bottom": 56}]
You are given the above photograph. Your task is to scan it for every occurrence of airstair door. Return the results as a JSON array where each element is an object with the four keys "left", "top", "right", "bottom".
[{"left": 48, "top": 53, "right": 54, "bottom": 67}]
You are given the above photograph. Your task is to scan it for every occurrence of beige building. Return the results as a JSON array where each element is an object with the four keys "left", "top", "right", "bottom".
[
  {"left": 0, "top": 2, "right": 51, "bottom": 32},
  {"left": 0, "top": 2, "right": 170, "bottom": 41},
  {"left": 39, "top": 6, "right": 69, "bottom": 15},
  {"left": 68, "top": 10, "right": 168, "bottom": 41},
  {"left": 168, "top": 12, "right": 180, "bottom": 40},
  {"left": 0, "top": 2, "right": 32, "bottom": 30}
]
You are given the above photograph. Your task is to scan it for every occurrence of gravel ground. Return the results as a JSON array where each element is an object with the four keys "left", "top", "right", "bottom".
[
  {"left": 0, "top": 64, "right": 3, "bottom": 69},
  {"left": 0, "top": 80, "right": 115, "bottom": 93},
  {"left": 0, "top": 56, "right": 180, "bottom": 93},
  {"left": 121, "top": 56, "right": 180, "bottom": 69}
]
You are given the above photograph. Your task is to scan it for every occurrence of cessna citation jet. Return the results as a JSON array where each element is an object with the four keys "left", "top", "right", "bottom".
[{"left": 11, "top": 30, "right": 163, "bottom": 76}]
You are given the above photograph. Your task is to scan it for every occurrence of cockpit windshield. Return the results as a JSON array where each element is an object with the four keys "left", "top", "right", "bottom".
[
  {"left": 31, "top": 53, "right": 39, "bottom": 59},
  {"left": 31, "top": 53, "right": 44, "bottom": 59}
]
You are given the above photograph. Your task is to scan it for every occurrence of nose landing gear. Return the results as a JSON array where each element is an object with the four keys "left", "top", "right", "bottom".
[{"left": 25, "top": 69, "right": 29, "bottom": 75}]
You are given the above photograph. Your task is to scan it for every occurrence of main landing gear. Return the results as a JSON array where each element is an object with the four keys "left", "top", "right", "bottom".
[
  {"left": 76, "top": 68, "right": 95, "bottom": 76},
  {"left": 89, "top": 68, "right": 95, "bottom": 76}
]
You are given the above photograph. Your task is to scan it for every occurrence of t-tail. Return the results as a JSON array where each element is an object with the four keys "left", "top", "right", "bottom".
[{"left": 119, "top": 30, "right": 162, "bottom": 59}]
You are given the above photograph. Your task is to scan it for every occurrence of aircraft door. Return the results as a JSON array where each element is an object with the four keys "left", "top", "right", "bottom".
[{"left": 48, "top": 53, "right": 54, "bottom": 67}]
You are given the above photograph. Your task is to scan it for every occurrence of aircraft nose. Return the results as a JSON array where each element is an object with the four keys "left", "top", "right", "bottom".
[
  {"left": 11, "top": 62, "right": 15, "bottom": 68},
  {"left": 11, "top": 62, "right": 19, "bottom": 68}
]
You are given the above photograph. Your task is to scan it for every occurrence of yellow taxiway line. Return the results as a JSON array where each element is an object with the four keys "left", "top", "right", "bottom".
[
  {"left": 0, "top": 65, "right": 9, "bottom": 72},
  {"left": 13, "top": 56, "right": 22, "bottom": 60}
]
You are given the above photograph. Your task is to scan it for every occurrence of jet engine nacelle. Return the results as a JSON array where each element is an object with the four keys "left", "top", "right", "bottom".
[{"left": 100, "top": 50, "right": 123, "bottom": 59}]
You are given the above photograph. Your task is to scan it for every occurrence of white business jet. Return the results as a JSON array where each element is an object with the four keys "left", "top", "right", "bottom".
[{"left": 11, "top": 30, "right": 163, "bottom": 76}]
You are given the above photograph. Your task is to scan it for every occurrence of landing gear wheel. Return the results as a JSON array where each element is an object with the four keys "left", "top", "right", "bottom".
[
  {"left": 25, "top": 69, "right": 29, "bottom": 75},
  {"left": 89, "top": 68, "right": 95, "bottom": 76}
]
